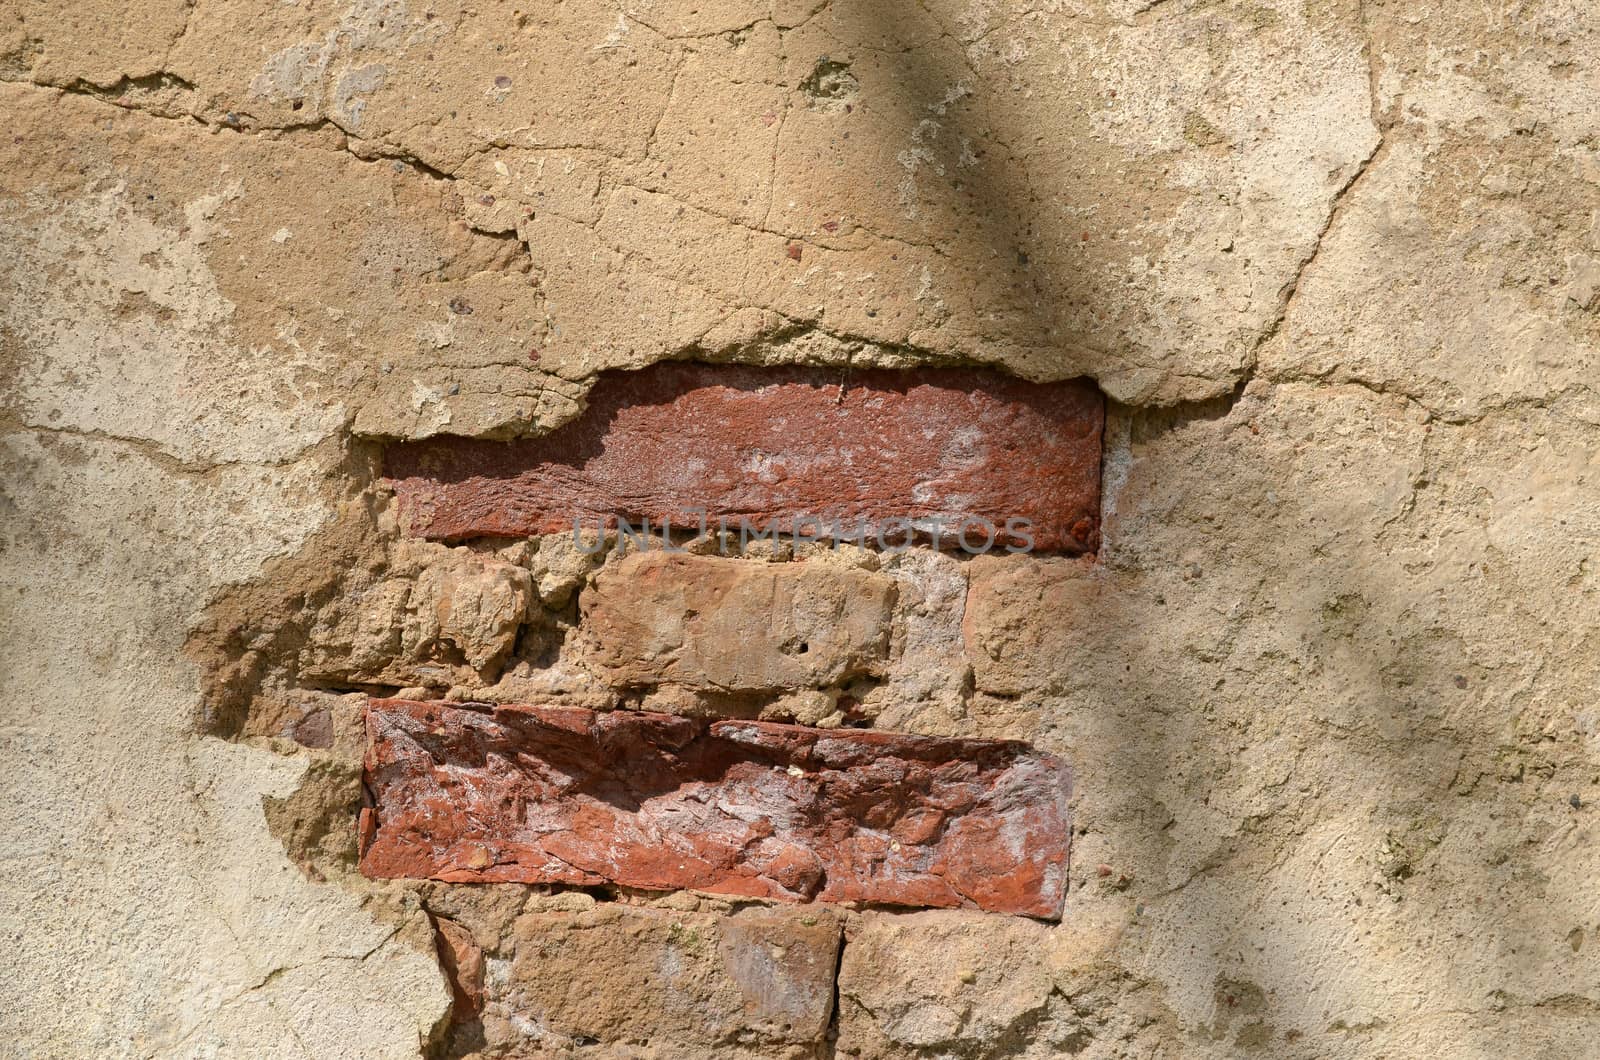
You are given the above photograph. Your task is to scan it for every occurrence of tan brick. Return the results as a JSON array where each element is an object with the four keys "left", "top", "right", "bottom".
[
  {"left": 504, "top": 905, "right": 841, "bottom": 1053},
  {"left": 836, "top": 910, "right": 1123, "bottom": 1058},
  {"left": 963, "top": 556, "right": 1100, "bottom": 696},
  {"left": 579, "top": 551, "right": 896, "bottom": 693}
]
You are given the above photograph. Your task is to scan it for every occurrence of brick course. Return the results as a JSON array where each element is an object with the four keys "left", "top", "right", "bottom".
[
  {"left": 386, "top": 364, "right": 1103, "bottom": 553},
  {"left": 360, "top": 698, "right": 1072, "bottom": 918},
  {"left": 578, "top": 550, "right": 896, "bottom": 693}
]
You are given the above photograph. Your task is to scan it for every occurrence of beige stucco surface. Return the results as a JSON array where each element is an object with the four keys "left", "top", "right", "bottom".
[{"left": 2, "top": 0, "right": 1598, "bottom": 1056}]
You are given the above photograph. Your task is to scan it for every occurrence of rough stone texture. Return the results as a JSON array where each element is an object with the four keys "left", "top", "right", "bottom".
[
  {"left": 1, "top": 0, "right": 1381, "bottom": 424},
  {"left": 386, "top": 363, "right": 1103, "bottom": 553},
  {"left": 362, "top": 699, "right": 1072, "bottom": 918},
  {"left": 578, "top": 550, "right": 897, "bottom": 694},
  {"left": 835, "top": 908, "right": 1130, "bottom": 1058},
  {"left": 964, "top": 555, "right": 1099, "bottom": 698},
  {"left": 299, "top": 543, "right": 537, "bottom": 688},
  {"left": 7, "top": 0, "right": 1600, "bottom": 1056},
  {"left": 504, "top": 903, "right": 842, "bottom": 1057}
]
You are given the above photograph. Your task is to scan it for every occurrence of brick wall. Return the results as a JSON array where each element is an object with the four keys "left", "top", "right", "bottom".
[{"left": 338, "top": 365, "right": 1105, "bottom": 1054}]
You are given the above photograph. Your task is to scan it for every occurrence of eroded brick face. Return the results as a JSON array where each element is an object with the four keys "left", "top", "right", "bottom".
[
  {"left": 579, "top": 550, "right": 896, "bottom": 692},
  {"left": 385, "top": 364, "right": 1104, "bottom": 553},
  {"left": 430, "top": 917, "right": 485, "bottom": 1022},
  {"left": 964, "top": 554, "right": 1100, "bottom": 697},
  {"left": 361, "top": 699, "right": 1072, "bottom": 919},
  {"left": 504, "top": 905, "right": 842, "bottom": 1051}
]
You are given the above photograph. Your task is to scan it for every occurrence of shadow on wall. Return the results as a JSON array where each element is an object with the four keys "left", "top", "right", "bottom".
[
  {"left": 174, "top": 1, "right": 1596, "bottom": 1055},
  {"left": 848, "top": 2, "right": 1590, "bottom": 1054}
]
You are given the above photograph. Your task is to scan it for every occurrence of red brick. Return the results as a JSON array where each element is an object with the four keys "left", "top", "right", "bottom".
[
  {"left": 431, "top": 916, "right": 485, "bottom": 1021},
  {"left": 385, "top": 364, "right": 1102, "bottom": 554},
  {"left": 360, "top": 699, "right": 1072, "bottom": 919}
]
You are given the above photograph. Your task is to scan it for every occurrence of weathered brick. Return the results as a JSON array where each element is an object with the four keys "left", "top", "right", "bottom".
[
  {"left": 835, "top": 910, "right": 1123, "bottom": 1058},
  {"left": 385, "top": 363, "right": 1103, "bottom": 553},
  {"left": 360, "top": 699, "right": 1072, "bottom": 918},
  {"left": 963, "top": 555, "right": 1100, "bottom": 696},
  {"left": 578, "top": 550, "right": 896, "bottom": 692},
  {"left": 299, "top": 546, "right": 532, "bottom": 686},
  {"left": 406, "top": 551, "right": 532, "bottom": 675},
  {"left": 502, "top": 904, "right": 841, "bottom": 1053},
  {"left": 431, "top": 916, "right": 485, "bottom": 1022}
]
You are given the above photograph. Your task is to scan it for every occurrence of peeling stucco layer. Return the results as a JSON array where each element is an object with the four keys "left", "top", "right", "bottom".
[
  {"left": 3, "top": 0, "right": 1600, "bottom": 1057},
  {"left": 7, "top": 0, "right": 1381, "bottom": 429},
  {"left": 0, "top": 429, "right": 448, "bottom": 1054}
]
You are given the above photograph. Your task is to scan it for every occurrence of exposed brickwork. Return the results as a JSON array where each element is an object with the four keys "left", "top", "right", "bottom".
[
  {"left": 385, "top": 364, "right": 1104, "bottom": 553},
  {"left": 360, "top": 699, "right": 1073, "bottom": 918},
  {"left": 579, "top": 551, "right": 896, "bottom": 693}
]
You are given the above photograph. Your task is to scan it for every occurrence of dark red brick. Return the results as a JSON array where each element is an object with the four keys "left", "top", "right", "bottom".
[
  {"left": 360, "top": 699, "right": 1072, "bottom": 919},
  {"left": 385, "top": 364, "right": 1102, "bottom": 554}
]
